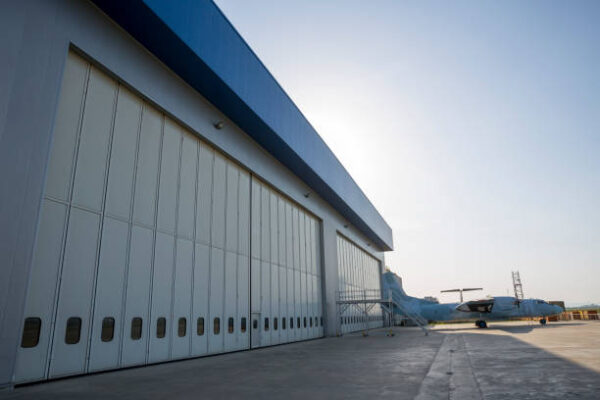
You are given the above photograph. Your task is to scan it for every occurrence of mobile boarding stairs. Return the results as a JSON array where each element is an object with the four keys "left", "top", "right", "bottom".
[{"left": 336, "top": 289, "right": 429, "bottom": 335}]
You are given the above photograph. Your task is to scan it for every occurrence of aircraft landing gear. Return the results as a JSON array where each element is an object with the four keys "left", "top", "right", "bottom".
[
  {"left": 475, "top": 320, "right": 487, "bottom": 329},
  {"left": 539, "top": 318, "right": 547, "bottom": 325}
]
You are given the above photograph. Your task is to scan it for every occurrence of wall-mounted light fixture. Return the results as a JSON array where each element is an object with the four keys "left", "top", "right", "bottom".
[
  {"left": 213, "top": 121, "right": 224, "bottom": 130},
  {"left": 303, "top": 192, "right": 311, "bottom": 198}
]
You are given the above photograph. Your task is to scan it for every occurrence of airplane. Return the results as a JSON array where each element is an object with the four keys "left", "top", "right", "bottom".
[{"left": 382, "top": 271, "right": 563, "bottom": 328}]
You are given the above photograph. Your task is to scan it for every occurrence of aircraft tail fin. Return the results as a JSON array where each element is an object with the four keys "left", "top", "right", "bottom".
[
  {"left": 382, "top": 271, "right": 437, "bottom": 306},
  {"left": 382, "top": 271, "right": 412, "bottom": 303}
]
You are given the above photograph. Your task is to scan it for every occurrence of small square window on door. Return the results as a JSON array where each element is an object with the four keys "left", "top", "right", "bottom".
[
  {"left": 101, "top": 317, "right": 115, "bottom": 342},
  {"left": 65, "top": 317, "right": 82, "bottom": 344},
  {"left": 178, "top": 318, "right": 187, "bottom": 337},
  {"left": 197, "top": 317, "right": 205, "bottom": 336},
  {"left": 21, "top": 317, "right": 42, "bottom": 348},
  {"left": 131, "top": 317, "right": 143, "bottom": 340},
  {"left": 157, "top": 317, "right": 166, "bottom": 338}
]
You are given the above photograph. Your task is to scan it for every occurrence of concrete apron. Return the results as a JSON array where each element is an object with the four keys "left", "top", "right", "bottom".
[{"left": 416, "top": 334, "right": 483, "bottom": 400}]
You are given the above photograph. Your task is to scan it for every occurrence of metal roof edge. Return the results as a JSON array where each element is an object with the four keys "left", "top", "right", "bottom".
[{"left": 90, "top": 0, "right": 393, "bottom": 250}]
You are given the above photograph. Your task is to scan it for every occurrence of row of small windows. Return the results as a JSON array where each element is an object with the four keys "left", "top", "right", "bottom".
[
  {"left": 341, "top": 315, "right": 383, "bottom": 325},
  {"left": 21, "top": 316, "right": 251, "bottom": 348},
  {"left": 261, "top": 316, "right": 323, "bottom": 331},
  {"left": 22, "top": 313, "right": 326, "bottom": 348}
]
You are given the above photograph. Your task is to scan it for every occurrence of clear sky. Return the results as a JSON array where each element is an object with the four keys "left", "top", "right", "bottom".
[{"left": 214, "top": 1, "right": 600, "bottom": 306}]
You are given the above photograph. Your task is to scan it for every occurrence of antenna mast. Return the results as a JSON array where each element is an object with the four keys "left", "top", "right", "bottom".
[{"left": 512, "top": 270, "right": 524, "bottom": 300}]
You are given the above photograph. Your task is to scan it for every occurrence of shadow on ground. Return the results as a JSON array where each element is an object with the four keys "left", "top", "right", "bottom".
[
  {"left": 433, "top": 321, "right": 585, "bottom": 334},
  {"left": 1, "top": 323, "right": 599, "bottom": 399}
]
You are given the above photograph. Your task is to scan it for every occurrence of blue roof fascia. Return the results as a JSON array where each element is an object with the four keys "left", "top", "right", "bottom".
[{"left": 90, "top": 0, "right": 393, "bottom": 251}]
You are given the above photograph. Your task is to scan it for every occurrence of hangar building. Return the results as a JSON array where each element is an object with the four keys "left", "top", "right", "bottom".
[{"left": 0, "top": 0, "right": 393, "bottom": 387}]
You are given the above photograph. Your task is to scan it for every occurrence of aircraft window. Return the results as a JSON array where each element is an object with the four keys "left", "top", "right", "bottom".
[
  {"left": 131, "top": 317, "right": 143, "bottom": 340},
  {"left": 213, "top": 318, "right": 220, "bottom": 334},
  {"left": 21, "top": 317, "right": 41, "bottom": 348},
  {"left": 157, "top": 317, "right": 166, "bottom": 338},
  {"left": 228, "top": 317, "right": 234, "bottom": 334},
  {"left": 178, "top": 318, "right": 187, "bottom": 337},
  {"left": 65, "top": 317, "right": 81, "bottom": 344},
  {"left": 197, "top": 317, "right": 205, "bottom": 336},
  {"left": 241, "top": 317, "right": 247, "bottom": 333},
  {"left": 101, "top": 317, "right": 115, "bottom": 342}
]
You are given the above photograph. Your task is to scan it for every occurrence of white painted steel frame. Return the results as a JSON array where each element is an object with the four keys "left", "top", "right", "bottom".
[
  {"left": 15, "top": 50, "right": 323, "bottom": 383},
  {"left": 249, "top": 178, "right": 323, "bottom": 348},
  {"left": 337, "top": 234, "right": 383, "bottom": 334}
]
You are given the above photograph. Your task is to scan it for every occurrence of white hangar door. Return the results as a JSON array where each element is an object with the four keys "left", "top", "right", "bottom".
[
  {"left": 249, "top": 178, "right": 324, "bottom": 348},
  {"left": 336, "top": 235, "right": 383, "bottom": 334},
  {"left": 14, "top": 51, "right": 251, "bottom": 383}
]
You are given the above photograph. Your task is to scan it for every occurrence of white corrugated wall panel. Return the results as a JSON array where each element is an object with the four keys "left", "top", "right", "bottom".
[
  {"left": 208, "top": 248, "right": 224, "bottom": 353},
  {"left": 14, "top": 201, "right": 67, "bottom": 382},
  {"left": 270, "top": 262, "right": 279, "bottom": 345},
  {"left": 104, "top": 88, "right": 142, "bottom": 221},
  {"left": 224, "top": 251, "right": 237, "bottom": 351},
  {"left": 132, "top": 107, "right": 162, "bottom": 228},
  {"left": 336, "top": 234, "right": 383, "bottom": 333},
  {"left": 260, "top": 260, "right": 271, "bottom": 346},
  {"left": 148, "top": 232, "right": 175, "bottom": 363},
  {"left": 156, "top": 120, "right": 181, "bottom": 235},
  {"left": 18, "top": 50, "right": 328, "bottom": 384},
  {"left": 225, "top": 163, "right": 239, "bottom": 253},
  {"left": 192, "top": 243, "right": 210, "bottom": 356},
  {"left": 195, "top": 143, "right": 213, "bottom": 245},
  {"left": 237, "top": 254, "right": 249, "bottom": 350},
  {"left": 88, "top": 217, "right": 128, "bottom": 372},
  {"left": 120, "top": 225, "right": 153, "bottom": 367},
  {"left": 177, "top": 133, "right": 198, "bottom": 240},
  {"left": 171, "top": 239, "right": 193, "bottom": 359},
  {"left": 49, "top": 208, "right": 100, "bottom": 378},
  {"left": 43, "top": 53, "right": 88, "bottom": 203},
  {"left": 211, "top": 155, "right": 227, "bottom": 250}
]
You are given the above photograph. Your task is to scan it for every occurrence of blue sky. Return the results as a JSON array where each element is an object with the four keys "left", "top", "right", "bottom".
[{"left": 214, "top": 1, "right": 600, "bottom": 305}]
